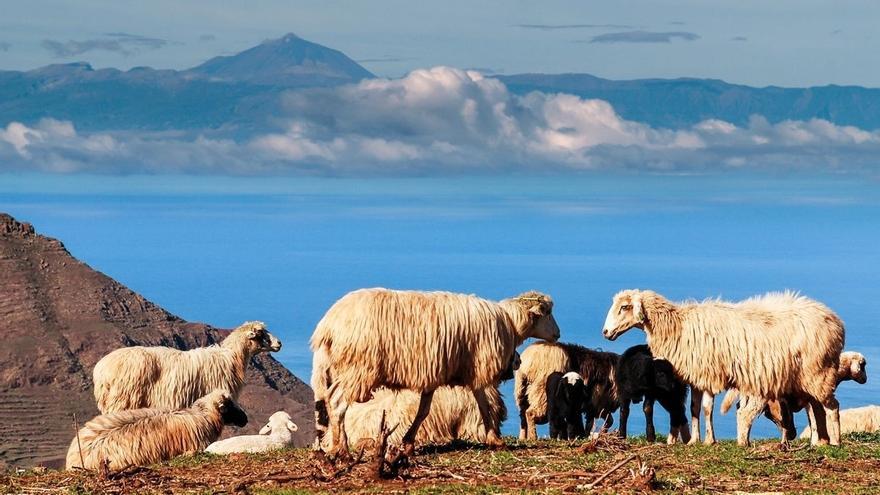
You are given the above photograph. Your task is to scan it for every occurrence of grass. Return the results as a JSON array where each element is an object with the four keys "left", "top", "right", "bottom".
[{"left": 3, "top": 434, "right": 880, "bottom": 494}]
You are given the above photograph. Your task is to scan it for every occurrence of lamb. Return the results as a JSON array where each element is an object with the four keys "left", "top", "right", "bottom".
[
  {"left": 66, "top": 390, "right": 247, "bottom": 471},
  {"left": 205, "top": 411, "right": 298, "bottom": 454},
  {"left": 800, "top": 405, "right": 880, "bottom": 439},
  {"left": 720, "top": 351, "right": 867, "bottom": 441},
  {"left": 311, "top": 288, "right": 560, "bottom": 456},
  {"left": 602, "top": 290, "right": 845, "bottom": 446},
  {"left": 93, "top": 321, "right": 281, "bottom": 413},
  {"left": 516, "top": 342, "right": 619, "bottom": 440},
  {"left": 549, "top": 372, "right": 587, "bottom": 440},
  {"left": 616, "top": 345, "right": 691, "bottom": 444}
]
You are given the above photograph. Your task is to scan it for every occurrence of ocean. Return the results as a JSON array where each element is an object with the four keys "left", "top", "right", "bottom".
[{"left": 2, "top": 172, "right": 878, "bottom": 440}]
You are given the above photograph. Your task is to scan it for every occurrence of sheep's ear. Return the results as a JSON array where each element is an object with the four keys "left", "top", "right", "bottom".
[
  {"left": 259, "top": 424, "right": 272, "bottom": 435},
  {"left": 632, "top": 293, "right": 644, "bottom": 322},
  {"left": 287, "top": 420, "right": 298, "bottom": 432}
]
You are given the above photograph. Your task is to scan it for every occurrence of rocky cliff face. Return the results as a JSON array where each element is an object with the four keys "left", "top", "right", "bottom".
[{"left": 0, "top": 213, "right": 314, "bottom": 468}]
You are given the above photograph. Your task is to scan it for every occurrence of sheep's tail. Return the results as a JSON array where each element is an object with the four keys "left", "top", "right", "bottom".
[{"left": 720, "top": 389, "right": 739, "bottom": 414}]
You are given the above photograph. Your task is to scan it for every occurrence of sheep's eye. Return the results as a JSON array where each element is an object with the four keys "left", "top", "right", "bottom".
[{"left": 619, "top": 305, "right": 631, "bottom": 313}]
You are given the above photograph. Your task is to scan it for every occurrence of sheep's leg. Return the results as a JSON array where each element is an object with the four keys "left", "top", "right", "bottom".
[
  {"left": 584, "top": 415, "right": 595, "bottom": 436},
  {"left": 518, "top": 400, "right": 529, "bottom": 440},
  {"left": 599, "top": 411, "right": 614, "bottom": 432},
  {"left": 473, "top": 388, "right": 505, "bottom": 448},
  {"left": 702, "top": 392, "right": 717, "bottom": 445},
  {"left": 823, "top": 396, "right": 841, "bottom": 446},
  {"left": 806, "top": 401, "right": 819, "bottom": 445},
  {"left": 400, "top": 389, "right": 435, "bottom": 456},
  {"left": 735, "top": 395, "right": 764, "bottom": 447},
  {"left": 526, "top": 411, "right": 539, "bottom": 440},
  {"left": 808, "top": 400, "right": 831, "bottom": 445},
  {"left": 326, "top": 385, "right": 351, "bottom": 459},
  {"left": 688, "top": 386, "right": 702, "bottom": 445},
  {"left": 618, "top": 399, "right": 630, "bottom": 439},
  {"left": 643, "top": 398, "right": 656, "bottom": 443}
]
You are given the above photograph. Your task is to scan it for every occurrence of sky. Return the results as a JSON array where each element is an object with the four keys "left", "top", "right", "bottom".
[{"left": 2, "top": 0, "right": 879, "bottom": 87}]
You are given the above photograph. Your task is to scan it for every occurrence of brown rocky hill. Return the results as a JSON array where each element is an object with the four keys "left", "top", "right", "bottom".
[{"left": 0, "top": 213, "right": 314, "bottom": 469}]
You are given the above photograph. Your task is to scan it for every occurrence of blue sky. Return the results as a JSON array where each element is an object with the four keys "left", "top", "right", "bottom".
[{"left": 2, "top": 0, "right": 879, "bottom": 86}]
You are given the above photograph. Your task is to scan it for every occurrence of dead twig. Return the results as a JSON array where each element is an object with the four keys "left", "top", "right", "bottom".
[
  {"left": 580, "top": 454, "right": 637, "bottom": 490},
  {"left": 73, "top": 413, "right": 85, "bottom": 470}
]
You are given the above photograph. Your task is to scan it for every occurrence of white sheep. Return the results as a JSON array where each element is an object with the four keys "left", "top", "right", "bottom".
[
  {"left": 800, "top": 405, "right": 880, "bottom": 439},
  {"left": 602, "top": 290, "right": 845, "bottom": 446},
  {"left": 93, "top": 321, "right": 281, "bottom": 413},
  {"left": 205, "top": 411, "right": 298, "bottom": 454},
  {"left": 311, "top": 288, "right": 560, "bottom": 456},
  {"left": 66, "top": 390, "right": 247, "bottom": 471}
]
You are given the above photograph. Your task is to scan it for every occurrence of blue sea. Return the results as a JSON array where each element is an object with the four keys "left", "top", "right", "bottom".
[{"left": 2, "top": 172, "right": 878, "bottom": 440}]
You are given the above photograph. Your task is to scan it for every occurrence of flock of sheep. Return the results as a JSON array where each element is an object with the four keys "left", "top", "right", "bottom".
[{"left": 64, "top": 288, "right": 876, "bottom": 473}]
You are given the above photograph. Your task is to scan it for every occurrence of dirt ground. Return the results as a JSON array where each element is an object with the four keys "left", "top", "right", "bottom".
[{"left": 4, "top": 434, "right": 880, "bottom": 494}]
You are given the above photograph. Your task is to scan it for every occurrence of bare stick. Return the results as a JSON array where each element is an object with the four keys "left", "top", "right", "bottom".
[
  {"left": 583, "top": 454, "right": 637, "bottom": 490},
  {"left": 73, "top": 413, "right": 85, "bottom": 469}
]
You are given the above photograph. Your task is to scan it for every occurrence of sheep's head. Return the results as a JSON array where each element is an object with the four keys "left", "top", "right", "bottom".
[
  {"left": 602, "top": 290, "right": 647, "bottom": 341},
  {"left": 237, "top": 321, "right": 282, "bottom": 354},
  {"left": 842, "top": 351, "right": 868, "bottom": 384},
  {"left": 203, "top": 390, "right": 249, "bottom": 427},
  {"left": 555, "top": 371, "right": 587, "bottom": 414},
  {"left": 259, "top": 411, "right": 298, "bottom": 435},
  {"left": 515, "top": 291, "right": 560, "bottom": 342}
]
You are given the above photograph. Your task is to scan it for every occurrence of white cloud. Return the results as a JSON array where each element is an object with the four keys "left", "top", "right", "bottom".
[{"left": 2, "top": 67, "right": 880, "bottom": 175}]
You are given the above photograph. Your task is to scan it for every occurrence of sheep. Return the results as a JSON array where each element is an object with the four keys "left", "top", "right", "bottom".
[
  {"left": 93, "top": 321, "right": 281, "bottom": 413},
  {"left": 800, "top": 405, "right": 880, "bottom": 439},
  {"left": 515, "top": 342, "right": 619, "bottom": 440},
  {"left": 320, "top": 351, "right": 520, "bottom": 450},
  {"left": 602, "top": 290, "right": 845, "bottom": 446},
  {"left": 549, "top": 372, "right": 587, "bottom": 440},
  {"left": 720, "top": 351, "right": 867, "bottom": 442},
  {"left": 205, "top": 411, "right": 298, "bottom": 454},
  {"left": 66, "top": 390, "right": 247, "bottom": 471},
  {"left": 616, "top": 345, "right": 691, "bottom": 444},
  {"left": 323, "top": 385, "right": 508, "bottom": 450},
  {"left": 311, "top": 288, "right": 559, "bottom": 456}
]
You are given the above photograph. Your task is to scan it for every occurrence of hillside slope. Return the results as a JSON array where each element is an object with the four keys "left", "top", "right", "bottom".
[{"left": 0, "top": 213, "right": 314, "bottom": 469}]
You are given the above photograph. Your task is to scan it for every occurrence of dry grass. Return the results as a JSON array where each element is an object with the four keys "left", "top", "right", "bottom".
[{"left": 3, "top": 433, "right": 880, "bottom": 494}]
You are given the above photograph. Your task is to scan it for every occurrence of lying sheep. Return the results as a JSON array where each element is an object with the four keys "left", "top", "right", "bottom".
[
  {"left": 327, "top": 385, "right": 508, "bottom": 450},
  {"left": 94, "top": 321, "right": 281, "bottom": 413},
  {"left": 66, "top": 390, "right": 247, "bottom": 471},
  {"left": 721, "top": 351, "right": 868, "bottom": 441},
  {"left": 602, "top": 290, "right": 845, "bottom": 446},
  {"left": 800, "top": 405, "right": 880, "bottom": 439},
  {"left": 516, "top": 342, "right": 619, "bottom": 440},
  {"left": 322, "top": 352, "right": 519, "bottom": 450},
  {"left": 205, "top": 411, "right": 298, "bottom": 454},
  {"left": 616, "top": 345, "right": 691, "bottom": 444},
  {"left": 311, "top": 288, "right": 559, "bottom": 456},
  {"left": 549, "top": 372, "right": 587, "bottom": 440}
]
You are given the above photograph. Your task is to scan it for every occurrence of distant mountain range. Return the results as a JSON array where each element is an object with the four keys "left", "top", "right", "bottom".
[{"left": 1, "top": 33, "right": 879, "bottom": 132}]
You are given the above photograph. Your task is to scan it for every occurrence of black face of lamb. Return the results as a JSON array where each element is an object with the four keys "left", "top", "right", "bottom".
[{"left": 221, "top": 401, "right": 249, "bottom": 427}]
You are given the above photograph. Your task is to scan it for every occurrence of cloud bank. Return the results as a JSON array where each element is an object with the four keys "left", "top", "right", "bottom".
[
  {"left": 516, "top": 24, "right": 635, "bottom": 31},
  {"left": 0, "top": 42, "right": 10, "bottom": 52},
  {"left": 41, "top": 33, "right": 173, "bottom": 58},
  {"left": 2, "top": 67, "right": 879, "bottom": 175},
  {"left": 589, "top": 30, "right": 700, "bottom": 43}
]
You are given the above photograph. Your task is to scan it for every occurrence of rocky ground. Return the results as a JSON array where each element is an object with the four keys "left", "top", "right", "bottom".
[{"left": 4, "top": 433, "right": 880, "bottom": 494}]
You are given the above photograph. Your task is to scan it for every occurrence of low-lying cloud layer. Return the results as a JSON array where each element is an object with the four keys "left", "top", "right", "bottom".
[
  {"left": 41, "top": 33, "right": 173, "bottom": 58},
  {"left": 2, "top": 67, "right": 879, "bottom": 175},
  {"left": 588, "top": 30, "right": 700, "bottom": 43}
]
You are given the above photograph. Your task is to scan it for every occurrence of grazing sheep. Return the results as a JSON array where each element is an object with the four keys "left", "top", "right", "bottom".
[
  {"left": 616, "top": 345, "right": 691, "bottom": 444},
  {"left": 66, "top": 390, "right": 247, "bottom": 471},
  {"left": 721, "top": 351, "right": 868, "bottom": 442},
  {"left": 516, "top": 342, "right": 619, "bottom": 440},
  {"left": 800, "top": 405, "right": 880, "bottom": 439},
  {"left": 602, "top": 290, "right": 845, "bottom": 446},
  {"left": 94, "top": 321, "right": 281, "bottom": 413},
  {"left": 311, "top": 288, "right": 560, "bottom": 456},
  {"left": 325, "top": 385, "right": 508, "bottom": 450},
  {"left": 205, "top": 411, "right": 298, "bottom": 454},
  {"left": 549, "top": 372, "right": 587, "bottom": 440}
]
